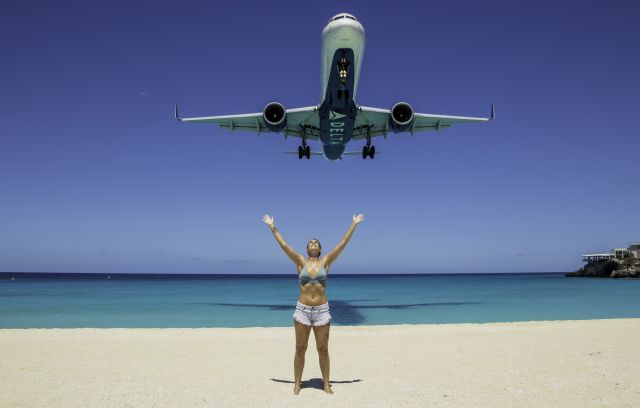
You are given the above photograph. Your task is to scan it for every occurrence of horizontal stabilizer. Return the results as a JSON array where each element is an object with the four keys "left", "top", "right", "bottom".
[
  {"left": 282, "top": 151, "right": 323, "bottom": 156},
  {"left": 342, "top": 151, "right": 381, "bottom": 156}
]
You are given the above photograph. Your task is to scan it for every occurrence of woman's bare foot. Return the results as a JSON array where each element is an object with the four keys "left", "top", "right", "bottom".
[
  {"left": 324, "top": 383, "right": 334, "bottom": 394},
  {"left": 293, "top": 383, "right": 301, "bottom": 395}
]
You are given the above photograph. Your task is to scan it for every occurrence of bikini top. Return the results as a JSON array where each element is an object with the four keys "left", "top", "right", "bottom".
[{"left": 299, "top": 263, "right": 327, "bottom": 287}]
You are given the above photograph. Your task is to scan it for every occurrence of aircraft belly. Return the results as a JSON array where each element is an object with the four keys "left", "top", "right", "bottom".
[{"left": 318, "top": 48, "right": 358, "bottom": 160}]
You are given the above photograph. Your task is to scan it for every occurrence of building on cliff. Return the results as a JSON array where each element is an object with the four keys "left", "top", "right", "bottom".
[
  {"left": 582, "top": 243, "right": 639, "bottom": 264},
  {"left": 582, "top": 253, "right": 615, "bottom": 263}
]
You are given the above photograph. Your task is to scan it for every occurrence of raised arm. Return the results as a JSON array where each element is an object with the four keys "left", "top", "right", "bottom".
[
  {"left": 324, "top": 214, "right": 365, "bottom": 267},
  {"left": 262, "top": 214, "right": 305, "bottom": 267}
]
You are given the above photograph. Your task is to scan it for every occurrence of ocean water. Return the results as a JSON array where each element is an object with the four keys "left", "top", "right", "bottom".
[{"left": 1, "top": 273, "right": 639, "bottom": 328}]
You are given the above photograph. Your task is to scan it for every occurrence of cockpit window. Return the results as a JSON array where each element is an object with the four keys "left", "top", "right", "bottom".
[{"left": 329, "top": 15, "right": 356, "bottom": 23}]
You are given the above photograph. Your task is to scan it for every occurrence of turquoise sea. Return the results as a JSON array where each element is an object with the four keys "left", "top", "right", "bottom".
[{"left": 1, "top": 273, "right": 639, "bottom": 328}]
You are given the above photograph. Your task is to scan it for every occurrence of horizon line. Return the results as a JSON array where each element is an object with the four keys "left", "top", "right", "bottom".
[{"left": 1, "top": 271, "right": 567, "bottom": 276}]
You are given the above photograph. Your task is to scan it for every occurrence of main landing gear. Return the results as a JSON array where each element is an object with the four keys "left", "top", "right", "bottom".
[
  {"left": 298, "top": 145, "right": 310, "bottom": 159},
  {"left": 362, "top": 128, "right": 375, "bottom": 159},
  {"left": 362, "top": 145, "right": 375, "bottom": 159},
  {"left": 298, "top": 131, "right": 311, "bottom": 159}
]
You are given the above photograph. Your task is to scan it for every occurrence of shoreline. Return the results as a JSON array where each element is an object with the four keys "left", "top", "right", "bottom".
[
  {"left": 2, "top": 316, "right": 640, "bottom": 330},
  {"left": 2, "top": 318, "right": 639, "bottom": 407}
]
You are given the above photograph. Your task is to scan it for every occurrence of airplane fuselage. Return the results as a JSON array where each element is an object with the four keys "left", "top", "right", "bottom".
[{"left": 318, "top": 14, "right": 365, "bottom": 160}]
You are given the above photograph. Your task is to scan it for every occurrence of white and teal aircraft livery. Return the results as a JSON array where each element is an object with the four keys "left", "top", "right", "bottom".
[{"left": 176, "top": 13, "right": 494, "bottom": 161}]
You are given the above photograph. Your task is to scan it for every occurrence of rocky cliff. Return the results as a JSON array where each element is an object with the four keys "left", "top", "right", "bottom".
[{"left": 565, "top": 260, "right": 639, "bottom": 278}]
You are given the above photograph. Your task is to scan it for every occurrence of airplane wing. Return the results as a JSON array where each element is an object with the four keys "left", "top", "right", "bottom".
[
  {"left": 352, "top": 104, "right": 494, "bottom": 140},
  {"left": 175, "top": 105, "right": 321, "bottom": 140}
]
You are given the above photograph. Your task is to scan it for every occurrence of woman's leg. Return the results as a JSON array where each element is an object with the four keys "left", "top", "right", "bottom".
[
  {"left": 293, "top": 319, "right": 312, "bottom": 395},
  {"left": 313, "top": 323, "right": 333, "bottom": 394}
]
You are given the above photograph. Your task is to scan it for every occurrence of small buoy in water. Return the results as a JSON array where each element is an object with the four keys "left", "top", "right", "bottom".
[{"left": 11, "top": 276, "right": 15, "bottom": 281}]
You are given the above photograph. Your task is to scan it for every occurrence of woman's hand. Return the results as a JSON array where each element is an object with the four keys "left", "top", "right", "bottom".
[
  {"left": 263, "top": 214, "right": 303, "bottom": 265},
  {"left": 262, "top": 214, "right": 275, "bottom": 228},
  {"left": 324, "top": 214, "right": 364, "bottom": 266}
]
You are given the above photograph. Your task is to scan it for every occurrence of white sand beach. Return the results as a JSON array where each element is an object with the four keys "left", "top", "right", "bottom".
[{"left": 1, "top": 319, "right": 639, "bottom": 408}]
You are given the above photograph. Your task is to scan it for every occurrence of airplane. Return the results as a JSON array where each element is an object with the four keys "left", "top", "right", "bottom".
[{"left": 175, "top": 12, "right": 494, "bottom": 161}]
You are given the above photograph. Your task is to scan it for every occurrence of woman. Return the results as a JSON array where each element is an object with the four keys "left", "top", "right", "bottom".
[{"left": 262, "top": 213, "right": 365, "bottom": 395}]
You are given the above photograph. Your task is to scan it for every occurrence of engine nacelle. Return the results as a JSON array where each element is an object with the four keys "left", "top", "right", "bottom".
[
  {"left": 263, "top": 102, "right": 287, "bottom": 132},
  {"left": 389, "top": 102, "right": 414, "bottom": 131}
]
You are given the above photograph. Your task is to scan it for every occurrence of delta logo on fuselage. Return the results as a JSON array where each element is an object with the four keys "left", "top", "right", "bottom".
[{"left": 329, "top": 110, "right": 347, "bottom": 144}]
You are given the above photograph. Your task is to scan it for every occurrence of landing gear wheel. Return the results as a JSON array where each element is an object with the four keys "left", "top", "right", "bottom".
[
  {"left": 298, "top": 146, "right": 304, "bottom": 160},
  {"left": 304, "top": 145, "right": 311, "bottom": 159},
  {"left": 362, "top": 145, "right": 369, "bottom": 159},
  {"left": 369, "top": 145, "right": 376, "bottom": 159}
]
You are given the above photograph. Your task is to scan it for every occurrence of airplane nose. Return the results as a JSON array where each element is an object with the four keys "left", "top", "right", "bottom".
[
  {"left": 330, "top": 25, "right": 362, "bottom": 42},
  {"left": 339, "top": 27, "right": 352, "bottom": 40}
]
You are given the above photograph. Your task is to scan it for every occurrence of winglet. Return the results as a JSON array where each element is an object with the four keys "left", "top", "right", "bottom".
[
  {"left": 489, "top": 104, "right": 495, "bottom": 121},
  {"left": 174, "top": 104, "right": 182, "bottom": 122}
]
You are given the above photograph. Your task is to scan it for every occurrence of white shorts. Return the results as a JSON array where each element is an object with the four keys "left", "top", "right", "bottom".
[{"left": 293, "top": 301, "right": 332, "bottom": 327}]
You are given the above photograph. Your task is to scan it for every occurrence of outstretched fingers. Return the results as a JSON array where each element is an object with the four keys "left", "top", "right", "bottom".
[
  {"left": 262, "top": 214, "right": 274, "bottom": 226},
  {"left": 352, "top": 214, "right": 365, "bottom": 224}
]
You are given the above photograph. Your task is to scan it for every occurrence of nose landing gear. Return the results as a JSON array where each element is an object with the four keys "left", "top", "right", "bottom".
[{"left": 338, "top": 57, "right": 350, "bottom": 83}]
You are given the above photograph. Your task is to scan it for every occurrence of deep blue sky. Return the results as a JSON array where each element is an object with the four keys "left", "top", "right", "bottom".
[{"left": 1, "top": 0, "right": 639, "bottom": 274}]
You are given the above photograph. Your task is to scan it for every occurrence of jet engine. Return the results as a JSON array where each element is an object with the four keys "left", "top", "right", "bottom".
[
  {"left": 389, "top": 102, "right": 414, "bottom": 131},
  {"left": 263, "top": 102, "right": 287, "bottom": 132}
]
